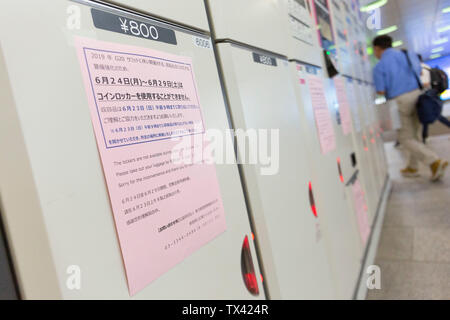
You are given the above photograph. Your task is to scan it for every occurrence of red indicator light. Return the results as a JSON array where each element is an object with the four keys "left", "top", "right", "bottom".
[
  {"left": 311, "top": 204, "right": 318, "bottom": 217},
  {"left": 251, "top": 233, "right": 255, "bottom": 241},
  {"left": 260, "top": 274, "right": 264, "bottom": 283},
  {"left": 308, "top": 182, "right": 318, "bottom": 218},
  {"left": 337, "top": 158, "right": 344, "bottom": 183},
  {"left": 241, "top": 235, "right": 259, "bottom": 296}
]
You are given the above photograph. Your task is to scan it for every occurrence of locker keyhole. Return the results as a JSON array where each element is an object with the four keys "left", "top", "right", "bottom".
[{"left": 351, "top": 152, "right": 357, "bottom": 167}]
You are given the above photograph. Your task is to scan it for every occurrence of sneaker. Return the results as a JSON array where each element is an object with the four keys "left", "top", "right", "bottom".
[
  {"left": 430, "top": 160, "right": 449, "bottom": 181},
  {"left": 437, "top": 160, "right": 449, "bottom": 180},
  {"left": 401, "top": 167, "right": 420, "bottom": 178}
]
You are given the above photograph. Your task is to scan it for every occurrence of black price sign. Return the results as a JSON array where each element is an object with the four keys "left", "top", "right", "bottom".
[
  {"left": 252, "top": 52, "right": 277, "bottom": 67},
  {"left": 91, "top": 9, "right": 177, "bottom": 45}
]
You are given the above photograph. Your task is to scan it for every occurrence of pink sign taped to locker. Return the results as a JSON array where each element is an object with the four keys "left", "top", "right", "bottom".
[
  {"left": 352, "top": 179, "right": 370, "bottom": 245},
  {"left": 75, "top": 37, "right": 227, "bottom": 295},
  {"left": 307, "top": 74, "right": 336, "bottom": 154},
  {"left": 334, "top": 77, "right": 353, "bottom": 136}
]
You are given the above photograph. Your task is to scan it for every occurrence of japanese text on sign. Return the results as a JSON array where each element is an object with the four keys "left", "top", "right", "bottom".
[{"left": 76, "top": 37, "right": 226, "bottom": 295}]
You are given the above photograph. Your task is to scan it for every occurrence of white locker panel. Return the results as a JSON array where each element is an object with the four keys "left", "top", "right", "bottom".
[
  {"left": 206, "top": 0, "right": 289, "bottom": 57},
  {"left": 343, "top": 12, "right": 360, "bottom": 80},
  {"left": 290, "top": 62, "right": 362, "bottom": 299},
  {"left": 327, "top": 1, "right": 376, "bottom": 235},
  {"left": 344, "top": 79, "right": 377, "bottom": 221},
  {"left": 362, "top": 83, "right": 388, "bottom": 190},
  {"left": 0, "top": 0, "right": 264, "bottom": 299},
  {"left": 103, "top": 0, "right": 210, "bottom": 32},
  {"left": 357, "top": 24, "right": 369, "bottom": 82},
  {"left": 353, "top": 22, "right": 365, "bottom": 80},
  {"left": 356, "top": 81, "right": 383, "bottom": 199},
  {"left": 358, "top": 29, "right": 372, "bottom": 83},
  {"left": 346, "top": 79, "right": 379, "bottom": 223},
  {"left": 207, "top": 0, "right": 322, "bottom": 65},
  {"left": 329, "top": 0, "right": 352, "bottom": 77},
  {"left": 323, "top": 76, "right": 367, "bottom": 254},
  {"left": 216, "top": 42, "right": 336, "bottom": 299},
  {"left": 282, "top": 0, "right": 323, "bottom": 66}
]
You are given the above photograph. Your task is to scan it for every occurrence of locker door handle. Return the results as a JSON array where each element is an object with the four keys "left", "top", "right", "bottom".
[{"left": 240, "top": 235, "right": 259, "bottom": 296}]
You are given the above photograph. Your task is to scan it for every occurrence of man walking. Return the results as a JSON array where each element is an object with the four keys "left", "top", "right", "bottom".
[{"left": 372, "top": 35, "right": 448, "bottom": 181}]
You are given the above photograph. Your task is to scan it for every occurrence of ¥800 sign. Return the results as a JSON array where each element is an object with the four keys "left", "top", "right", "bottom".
[{"left": 91, "top": 8, "right": 177, "bottom": 45}]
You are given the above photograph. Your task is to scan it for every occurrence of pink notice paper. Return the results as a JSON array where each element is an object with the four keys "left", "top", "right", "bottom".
[
  {"left": 307, "top": 75, "right": 336, "bottom": 154},
  {"left": 334, "top": 77, "right": 352, "bottom": 136},
  {"left": 75, "top": 37, "right": 227, "bottom": 295},
  {"left": 352, "top": 179, "right": 370, "bottom": 245}
]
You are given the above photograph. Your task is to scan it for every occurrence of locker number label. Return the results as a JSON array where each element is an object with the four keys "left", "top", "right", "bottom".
[
  {"left": 91, "top": 8, "right": 177, "bottom": 45},
  {"left": 193, "top": 36, "right": 212, "bottom": 49}
]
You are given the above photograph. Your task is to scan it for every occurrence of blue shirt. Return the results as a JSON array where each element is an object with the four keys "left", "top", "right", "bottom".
[{"left": 373, "top": 48, "right": 422, "bottom": 100}]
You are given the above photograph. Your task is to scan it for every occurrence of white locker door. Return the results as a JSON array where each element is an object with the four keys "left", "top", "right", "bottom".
[
  {"left": 323, "top": 76, "right": 368, "bottom": 255},
  {"left": 336, "top": 77, "right": 378, "bottom": 226},
  {"left": 345, "top": 80, "right": 380, "bottom": 223},
  {"left": 355, "top": 80, "right": 382, "bottom": 203},
  {"left": 102, "top": 0, "right": 210, "bottom": 32},
  {"left": 356, "top": 81, "right": 383, "bottom": 200},
  {"left": 280, "top": 0, "right": 323, "bottom": 66},
  {"left": 0, "top": 0, "right": 264, "bottom": 299},
  {"left": 345, "top": 79, "right": 378, "bottom": 224},
  {"left": 291, "top": 62, "right": 362, "bottom": 299},
  {"left": 360, "top": 83, "right": 385, "bottom": 193},
  {"left": 206, "top": 0, "right": 289, "bottom": 57},
  {"left": 329, "top": 0, "right": 353, "bottom": 77},
  {"left": 216, "top": 42, "right": 336, "bottom": 299},
  {"left": 346, "top": 15, "right": 360, "bottom": 79},
  {"left": 364, "top": 83, "right": 389, "bottom": 188},
  {"left": 327, "top": 1, "right": 372, "bottom": 252},
  {"left": 340, "top": 0, "right": 358, "bottom": 80}
]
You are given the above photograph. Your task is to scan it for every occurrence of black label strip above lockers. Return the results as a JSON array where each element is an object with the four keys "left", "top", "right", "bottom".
[
  {"left": 91, "top": 8, "right": 177, "bottom": 45},
  {"left": 216, "top": 39, "right": 288, "bottom": 67}
]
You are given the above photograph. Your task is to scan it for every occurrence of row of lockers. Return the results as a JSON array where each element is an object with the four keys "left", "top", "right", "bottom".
[{"left": 0, "top": 0, "right": 388, "bottom": 299}]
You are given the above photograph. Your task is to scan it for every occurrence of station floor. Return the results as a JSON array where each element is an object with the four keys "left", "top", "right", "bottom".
[{"left": 367, "top": 134, "right": 450, "bottom": 300}]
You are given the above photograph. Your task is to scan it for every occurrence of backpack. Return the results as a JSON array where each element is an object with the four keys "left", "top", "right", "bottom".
[
  {"left": 417, "top": 89, "right": 443, "bottom": 124},
  {"left": 428, "top": 67, "right": 449, "bottom": 94},
  {"left": 403, "top": 51, "right": 445, "bottom": 141}
]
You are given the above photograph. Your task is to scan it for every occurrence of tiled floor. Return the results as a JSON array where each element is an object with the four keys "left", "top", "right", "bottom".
[{"left": 367, "top": 134, "right": 450, "bottom": 300}]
